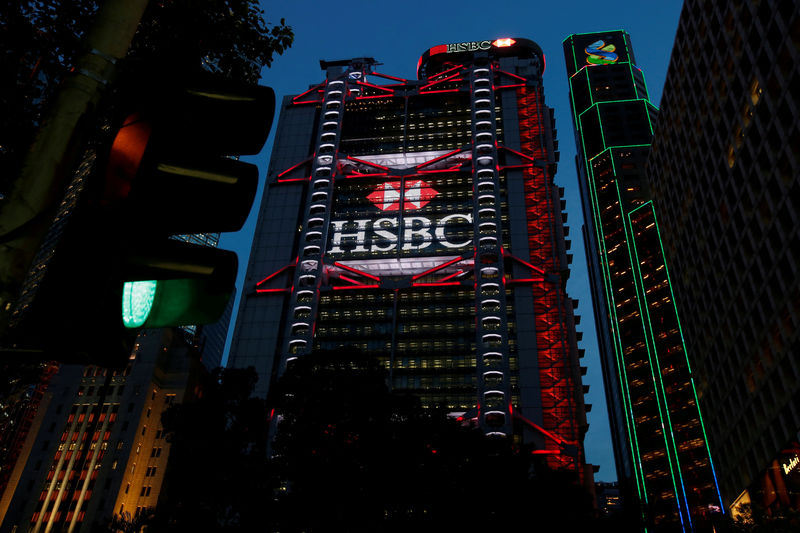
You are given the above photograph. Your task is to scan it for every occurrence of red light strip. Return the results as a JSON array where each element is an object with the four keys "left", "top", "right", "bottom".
[
  {"left": 494, "top": 83, "right": 526, "bottom": 90},
  {"left": 370, "top": 71, "right": 408, "bottom": 83},
  {"left": 344, "top": 172, "right": 389, "bottom": 179},
  {"left": 496, "top": 69, "right": 528, "bottom": 82},
  {"left": 333, "top": 261, "right": 381, "bottom": 281},
  {"left": 530, "top": 450, "right": 562, "bottom": 455},
  {"left": 428, "top": 44, "right": 448, "bottom": 57},
  {"left": 256, "top": 261, "right": 297, "bottom": 288},
  {"left": 499, "top": 164, "right": 535, "bottom": 171},
  {"left": 355, "top": 95, "right": 395, "bottom": 101},
  {"left": 506, "top": 277, "right": 546, "bottom": 285},
  {"left": 514, "top": 412, "right": 568, "bottom": 446},
  {"left": 411, "top": 255, "right": 465, "bottom": 280},
  {"left": 415, "top": 148, "right": 468, "bottom": 170},
  {"left": 411, "top": 281, "right": 462, "bottom": 288},
  {"left": 346, "top": 156, "right": 390, "bottom": 171},
  {"left": 501, "top": 145, "right": 536, "bottom": 162},
  {"left": 331, "top": 284, "right": 380, "bottom": 291},
  {"left": 291, "top": 83, "right": 324, "bottom": 103},
  {"left": 355, "top": 81, "right": 396, "bottom": 94},
  {"left": 414, "top": 88, "right": 460, "bottom": 96},
  {"left": 419, "top": 72, "right": 462, "bottom": 91},
  {"left": 338, "top": 274, "right": 364, "bottom": 286},
  {"left": 255, "top": 287, "right": 291, "bottom": 294},
  {"left": 428, "top": 63, "right": 463, "bottom": 81},
  {"left": 277, "top": 177, "right": 309, "bottom": 183},
  {"left": 417, "top": 165, "right": 465, "bottom": 174},
  {"left": 439, "top": 270, "right": 465, "bottom": 282},
  {"left": 277, "top": 157, "right": 312, "bottom": 178},
  {"left": 509, "top": 253, "right": 547, "bottom": 275}
]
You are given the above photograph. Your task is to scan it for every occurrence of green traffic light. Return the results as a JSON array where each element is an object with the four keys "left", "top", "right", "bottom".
[{"left": 122, "top": 280, "right": 157, "bottom": 328}]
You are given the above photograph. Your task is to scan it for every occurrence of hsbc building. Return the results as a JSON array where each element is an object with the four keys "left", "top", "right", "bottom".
[{"left": 228, "top": 40, "right": 593, "bottom": 483}]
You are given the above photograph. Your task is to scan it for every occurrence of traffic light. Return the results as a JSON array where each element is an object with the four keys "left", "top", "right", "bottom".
[{"left": 6, "top": 74, "right": 274, "bottom": 366}]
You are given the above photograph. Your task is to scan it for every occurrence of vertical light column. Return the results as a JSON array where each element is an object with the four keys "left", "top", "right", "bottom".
[
  {"left": 281, "top": 72, "right": 352, "bottom": 368},
  {"left": 470, "top": 60, "right": 512, "bottom": 437}
]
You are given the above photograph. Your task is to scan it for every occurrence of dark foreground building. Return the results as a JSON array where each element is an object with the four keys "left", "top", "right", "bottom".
[
  {"left": 228, "top": 38, "right": 594, "bottom": 483},
  {"left": 647, "top": 0, "right": 800, "bottom": 513},
  {"left": 564, "top": 30, "right": 723, "bottom": 530}
]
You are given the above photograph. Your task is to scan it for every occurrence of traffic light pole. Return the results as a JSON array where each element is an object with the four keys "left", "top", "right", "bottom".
[{"left": 0, "top": 0, "right": 149, "bottom": 331}]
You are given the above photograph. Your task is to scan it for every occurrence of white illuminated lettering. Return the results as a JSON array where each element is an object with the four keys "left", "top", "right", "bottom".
[
  {"left": 329, "top": 219, "right": 369, "bottom": 254},
  {"left": 327, "top": 213, "right": 473, "bottom": 254},
  {"left": 436, "top": 213, "right": 473, "bottom": 249},
  {"left": 445, "top": 40, "right": 494, "bottom": 54},
  {"left": 782, "top": 455, "right": 799, "bottom": 475},
  {"left": 372, "top": 217, "right": 398, "bottom": 251},
  {"left": 402, "top": 217, "right": 432, "bottom": 251}
]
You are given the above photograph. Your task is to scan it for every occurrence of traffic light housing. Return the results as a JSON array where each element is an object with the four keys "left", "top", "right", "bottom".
[{"left": 5, "top": 74, "right": 274, "bottom": 366}]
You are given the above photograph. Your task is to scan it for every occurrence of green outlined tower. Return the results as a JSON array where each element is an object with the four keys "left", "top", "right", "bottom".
[{"left": 564, "top": 31, "right": 723, "bottom": 531}]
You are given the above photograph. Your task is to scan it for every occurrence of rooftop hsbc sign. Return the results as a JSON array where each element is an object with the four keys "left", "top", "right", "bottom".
[
  {"left": 430, "top": 38, "right": 516, "bottom": 56},
  {"left": 446, "top": 40, "right": 492, "bottom": 53}
]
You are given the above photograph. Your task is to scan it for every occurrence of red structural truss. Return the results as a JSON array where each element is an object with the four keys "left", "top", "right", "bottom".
[
  {"left": 255, "top": 61, "right": 586, "bottom": 483},
  {"left": 517, "top": 86, "right": 582, "bottom": 477}
]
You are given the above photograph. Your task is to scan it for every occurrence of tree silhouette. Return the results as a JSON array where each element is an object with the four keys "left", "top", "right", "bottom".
[
  {"left": 0, "top": 0, "right": 293, "bottom": 196},
  {"left": 156, "top": 366, "right": 271, "bottom": 532},
  {"left": 268, "top": 347, "right": 596, "bottom": 532}
]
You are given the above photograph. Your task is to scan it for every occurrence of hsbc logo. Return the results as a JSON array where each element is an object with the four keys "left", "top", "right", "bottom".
[
  {"left": 366, "top": 180, "right": 438, "bottom": 211},
  {"left": 328, "top": 180, "right": 472, "bottom": 254}
]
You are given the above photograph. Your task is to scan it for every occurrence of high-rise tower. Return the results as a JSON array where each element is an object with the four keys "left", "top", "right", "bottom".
[
  {"left": 647, "top": 0, "right": 800, "bottom": 512},
  {"left": 228, "top": 38, "right": 593, "bottom": 481},
  {"left": 564, "top": 31, "right": 723, "bottom": 530}
]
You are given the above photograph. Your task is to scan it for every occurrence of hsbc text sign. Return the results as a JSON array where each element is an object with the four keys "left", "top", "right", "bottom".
[
  {"left": 329, "top": 214, "right": 472, "bottom": 254},
  {"left": 446, "top": 40, "right": 492, "bottom": 53},
  {"left": 327, "top": 179, "right": 473, "bottom": 257}
]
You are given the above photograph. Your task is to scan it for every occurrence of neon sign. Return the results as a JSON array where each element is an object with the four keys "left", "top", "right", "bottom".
[
  {"left": 782, "top": 455, "right": 799, "bottom": 475},
  {"left": 445, "top": 40, "right": 492, "bottom": 53},
  {"left": 328, "top": 214, "right": 473, "bottom": 254},
  {"left": 585, "top": 40, "right": 618, "bottom": 65},
  {"left": 367, "top": 180, "right": 438, "bottom": 211}
]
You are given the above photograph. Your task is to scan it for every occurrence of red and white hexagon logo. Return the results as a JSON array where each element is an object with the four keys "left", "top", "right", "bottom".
[{"left": 367, "top": 180, "right": 438, "bottom": 211}]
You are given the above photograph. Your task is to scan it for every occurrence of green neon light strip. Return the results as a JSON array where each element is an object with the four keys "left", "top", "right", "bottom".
[
  {"left": 613, "top": 178, "right": 683, "bottom": 517},
  {"left": 575, "top": 91, "right": 647, "bottom": 503},
  {"left": 585, "top": 68, "right": 593, "bottom": 108},
  {"left": 568, "top": 78, "right": 581, "bottom": 133},
  {"left": 565, "top": 29, "right": 627, "bottom": 39},
  {"left": 626, "top": 200, "right": 694, "bottom": 524},
  {"left": 648, "top": 206, "right": 725, "bottom": 507},
  {"left": 596, "top": 106, "right": 606, "bottom": 153},
  {"left": 568, "top": 59, "right": 637, "bottom": 81},
  {"left": 576, "top": 97, "right": 653, "bottom": 119},
  {"left": 628, "top": 62, "right": 643, "bottom": 101},
  {"left": 585, "top": 156, "right": 647, "bottom": 503},
  {"left": 588, "top": 145, "right": 652, "bottom": 163}
]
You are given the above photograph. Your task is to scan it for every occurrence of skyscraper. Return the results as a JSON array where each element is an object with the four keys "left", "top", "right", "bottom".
[
  {"left": 646, "top": 0, "right": 800, "bottom": 512},
  {"left": 563, "top": 31, "right": 723, "bottom": 530},
  {"left": 0, "top": 329, "right": 201, "bottom": 532},
  {"left": 228, "top": 38, "right": 593, "bottom": 482}
]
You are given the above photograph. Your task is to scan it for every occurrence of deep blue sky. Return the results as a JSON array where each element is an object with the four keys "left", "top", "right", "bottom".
[{"left": 220, "top": 0, "right": 685, "bottom": 482}]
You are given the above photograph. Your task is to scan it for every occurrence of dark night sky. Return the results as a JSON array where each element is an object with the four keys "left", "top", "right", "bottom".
[{"left": 219, "top": 0, "right": 686, "bottom": 482}]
